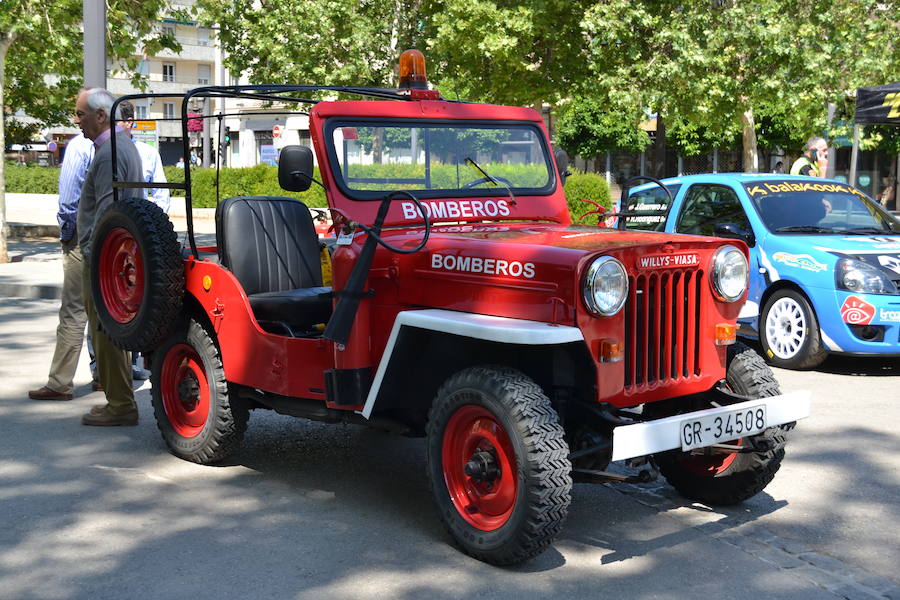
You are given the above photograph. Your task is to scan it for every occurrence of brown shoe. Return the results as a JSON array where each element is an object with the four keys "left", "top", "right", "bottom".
[
  {"left": 28, "top": 386, "right": 73, "bottom": 401},
  {"left": 81, "top": 406, "right": 138, "bottom": 427},
  {"left": 91, "top": 381, "right": 103, "bottom": 392}
]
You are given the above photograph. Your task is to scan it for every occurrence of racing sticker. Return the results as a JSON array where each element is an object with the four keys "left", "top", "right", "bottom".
[
  {"left": 877, "top": 255, "right": 900, "bottom": 276},
  {"left": 745, "top": 181, "right": 867, "bottom": 198},
  {"left": 637, "top": 253, "right": 699, "bottom": 269},
  {"left": 772, "top": 252, "right": 827, "bottom": 272},
  {"left": 840, "top": 296, "right": 876, "bottom": 325},
  {"left": 431, "top": 253, "right": 536, "bottom": 278},
  {"left": 880, "top": 308, "right": 900, "bottom": 322}
]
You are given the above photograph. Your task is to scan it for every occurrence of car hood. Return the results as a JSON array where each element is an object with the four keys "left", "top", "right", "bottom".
[{"left": 760, "top": 233, "right": 900, "bottom": 283}]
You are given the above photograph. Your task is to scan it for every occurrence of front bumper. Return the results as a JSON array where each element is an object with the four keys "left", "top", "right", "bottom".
[{"left": 610, "top": 391, "right": 811, "bottom": 462}]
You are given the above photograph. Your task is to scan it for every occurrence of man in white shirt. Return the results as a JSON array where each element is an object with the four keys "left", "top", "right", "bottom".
[{"left": 116, "top": 100, "right": 170, "bottom": 212}]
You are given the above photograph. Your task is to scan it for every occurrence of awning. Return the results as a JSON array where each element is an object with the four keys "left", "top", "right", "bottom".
[{"left": 854, "top": 82, "right": 900, "bottom": 124}]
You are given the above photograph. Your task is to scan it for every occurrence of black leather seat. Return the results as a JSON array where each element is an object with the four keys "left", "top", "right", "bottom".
[{"left": 217, "top": 196, "right": 332, "bottom": 335}]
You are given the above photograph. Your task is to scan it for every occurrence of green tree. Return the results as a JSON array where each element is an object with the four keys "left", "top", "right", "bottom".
[
  {"left": 580, "top": 1, "right": 899, "bottom": 173},
  {"left": 196, "top": 0, "right": 432, "bottom": 88},
  {"left": 554, "top": 95, "right": 653, "bottom": 158},
  {"left": 0, "top": 0, "right": 177, "bottom": 263}
]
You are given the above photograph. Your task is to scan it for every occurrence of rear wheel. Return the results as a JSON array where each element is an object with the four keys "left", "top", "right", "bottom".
[
  {"left": 151, "top": 319, "right": 248, "bottom": 464},
  {"left": 657, "top": 343, "right": 790, "bottom": 505},
  {"left": 90, "top": 197, "right": 183, "bottom": 352},
  {"left": 425, "top": 366, "right": 572, "bottom": 565}
]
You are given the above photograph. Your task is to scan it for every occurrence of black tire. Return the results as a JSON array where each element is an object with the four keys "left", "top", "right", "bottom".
[
  {"left": 425, "top": 366, "right": 572, "bottom": 565},
  {"left": 759, "top": 288, "right": 828, "bottom": 369},
  {"left": 90, "top": 196, "right": 183, "bottom": 352},
  {"left": 657, "top": 343, "right": 790, "bottom": 505},
  {"left": 150, "top": 319, "right": 248, "bottom": 464}
]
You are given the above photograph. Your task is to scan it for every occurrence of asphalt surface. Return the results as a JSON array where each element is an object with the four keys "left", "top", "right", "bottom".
[{"left": 1, "top": 194, "right": 898, "bottom": 599}]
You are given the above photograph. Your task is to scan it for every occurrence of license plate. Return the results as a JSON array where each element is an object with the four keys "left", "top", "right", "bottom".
[{"left": 680, "top": 405, "right": 767, "bottom": 451}]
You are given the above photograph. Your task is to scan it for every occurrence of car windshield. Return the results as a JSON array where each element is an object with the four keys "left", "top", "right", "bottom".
[
  {"left": 328, "top": 121, "right": 552, "bottom": 198},
  {"left": 622, "top": 184, "right": 681, "bottom": 230},
  {"left": 744, "top": 180, "right": 898, "bottom": 234}
]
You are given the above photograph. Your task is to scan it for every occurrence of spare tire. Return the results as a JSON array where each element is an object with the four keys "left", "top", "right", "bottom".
[{"left": 90, "top": 197, "right": 184, "bottom": 352}]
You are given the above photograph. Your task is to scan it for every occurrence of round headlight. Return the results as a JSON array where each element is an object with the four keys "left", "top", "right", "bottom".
[
  {"left": 711, "top": 245, "right": 748, "bottom": 302},
  {"left": 583, "top": 256, "right": 628, "bottom": 316}
]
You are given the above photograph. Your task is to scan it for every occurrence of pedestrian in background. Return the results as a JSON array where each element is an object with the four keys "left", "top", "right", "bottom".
[
  {"left": 74, "top": 87, "right": 144, "bottom": 426},
  {"left": 27, "top": 127, "right": 99, "bottom": 401},
  {"left": 791, "top": 137, "right": 829, "bottom": 177},
  {"left": 772, "top": 160, "right": 784, "bottom": 174},
  {"left": 116, "top": 100, "right": 170, "bottom": 213}
]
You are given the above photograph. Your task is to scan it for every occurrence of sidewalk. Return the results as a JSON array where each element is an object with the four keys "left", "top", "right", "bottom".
[{"left": 1, "top": 193, "right": 215, "bottom": 300}]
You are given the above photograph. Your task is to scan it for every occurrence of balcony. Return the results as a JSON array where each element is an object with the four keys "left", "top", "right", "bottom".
[{"left": 156, "top": 40, "right": 216, "bottom": 63}]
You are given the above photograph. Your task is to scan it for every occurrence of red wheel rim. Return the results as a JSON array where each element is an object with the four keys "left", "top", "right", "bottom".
[
  {"left": 442, "top": 405, "right": 517, "bottom": 531},
  {"left": 98, "top": 227, "right": 145, "bottom": 323},
  {"left": 160, "top": 343, "right": 210, "bottom": 438},
  {"left": 682, "top": 441, "right": 740, "bottom": 476}
]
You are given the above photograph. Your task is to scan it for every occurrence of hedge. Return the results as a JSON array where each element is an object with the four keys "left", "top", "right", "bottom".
[{"left": 4, "top": 162, "right": 611, "bottom": 222}]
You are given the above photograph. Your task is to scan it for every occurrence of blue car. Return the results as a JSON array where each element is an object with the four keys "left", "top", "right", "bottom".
[{"left": 618, "top": 174, "right": 900, "bottom": 369}]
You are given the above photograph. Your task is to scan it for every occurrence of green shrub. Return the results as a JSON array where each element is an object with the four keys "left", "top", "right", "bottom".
[
  {"left": 564, "top": 171, "right": 613, "bottom": 225},
  {"left": 4, "top": 163, "right": 60, "bottom": 193}
]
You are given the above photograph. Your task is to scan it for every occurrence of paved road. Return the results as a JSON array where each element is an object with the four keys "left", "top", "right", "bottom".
[{"left": 0, "top": 298, "right": 897, "bottom": 599}]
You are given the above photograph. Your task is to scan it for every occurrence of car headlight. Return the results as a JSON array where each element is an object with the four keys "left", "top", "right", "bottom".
[
  {"left": 836, "top": 258, "right": 898, "bottom": 295},
  {"left": 711, "top": 245, "right": 748, "bottom": 302},
  {"left": 583, "top": 256, "right": 628, "bottom": 316}
]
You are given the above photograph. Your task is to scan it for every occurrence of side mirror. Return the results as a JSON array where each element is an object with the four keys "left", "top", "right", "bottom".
[
  {"left": 278, "top": 145, "right": 314, "bottom": 192},
  {"left": 553, "top": 147, "right": 570, "bottom": 186},
  {"left": 714, "top": 222, "right": 755, "bottom": 247}
]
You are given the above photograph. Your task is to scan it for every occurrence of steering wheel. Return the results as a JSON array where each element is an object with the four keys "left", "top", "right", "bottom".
[{"left": 460, "top": 175, "right": 514, "bottom": 190}]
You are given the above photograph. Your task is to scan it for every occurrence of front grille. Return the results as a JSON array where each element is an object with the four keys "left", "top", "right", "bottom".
[{"left": 624, "top": 269, "right": 703, "bottom": 389}]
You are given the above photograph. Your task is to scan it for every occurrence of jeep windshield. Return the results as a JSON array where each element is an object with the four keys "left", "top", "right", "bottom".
[
  {"left": 745, "top": 180, "right": 898, "bottom": 235},
  {"left": 327, "top": 121, "right": 554, "bottom": 200}
]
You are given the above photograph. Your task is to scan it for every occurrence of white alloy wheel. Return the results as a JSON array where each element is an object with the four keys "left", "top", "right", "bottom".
[{"left": 764, "top": 296, "right": 807, "bottom": 359}]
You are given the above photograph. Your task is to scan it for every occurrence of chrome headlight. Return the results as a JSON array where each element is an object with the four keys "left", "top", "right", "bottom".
[
  {"left": 836, "top": 258, "right": 898, "bottom": 295},
  {"left": 711, "top": 245, "right": 748, "bottom": 302},
  {"left": 583, "top": 256, "right": 628, "bottom": 316}
]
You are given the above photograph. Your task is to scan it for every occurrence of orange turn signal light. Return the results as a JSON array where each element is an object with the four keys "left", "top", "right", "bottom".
[
  {"left": 399, "top": 49, "right": 428, "bottom": 90},
  {"left": 202, "top": 275, "right": 212, "bottom": 291},
  {"left": 715, "top": 323, "right": 737, "bottom": 346},
  {"left": 597, "top": 339, "right": 624, "bottom": 363}
]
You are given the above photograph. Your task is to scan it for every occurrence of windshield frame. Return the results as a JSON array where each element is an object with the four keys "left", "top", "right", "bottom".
[{"left": 323, "top": 117, "right": 557, "bottom": 202}]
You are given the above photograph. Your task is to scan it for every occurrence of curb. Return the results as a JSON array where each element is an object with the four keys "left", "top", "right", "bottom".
[
  {"left": 4, "top": 223, "right": 59, "bottom": 239},
  {"left": 0, "top": 282, "right": 61, "bottom": 300}
]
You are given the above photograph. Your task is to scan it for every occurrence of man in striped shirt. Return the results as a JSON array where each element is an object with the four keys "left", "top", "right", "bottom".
[{"left": 27, "top": 131, "right": 97, "bottom": 401}]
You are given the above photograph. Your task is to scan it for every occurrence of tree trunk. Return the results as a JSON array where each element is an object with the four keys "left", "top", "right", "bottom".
[
  {"left": 740, "top": 106, "right": 758, "bottom": 173},
  {"left": 0, "top": 34, "right": 15, "bottom": 264}
]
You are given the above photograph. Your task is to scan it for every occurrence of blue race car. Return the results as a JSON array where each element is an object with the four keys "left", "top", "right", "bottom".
[{"left": 617, "top": 174, "right": 900, "bottom": 369}]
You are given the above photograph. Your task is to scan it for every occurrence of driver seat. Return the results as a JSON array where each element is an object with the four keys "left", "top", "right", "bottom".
[{"left": 217, "top": 196, "right": 332, "bottom": 335}]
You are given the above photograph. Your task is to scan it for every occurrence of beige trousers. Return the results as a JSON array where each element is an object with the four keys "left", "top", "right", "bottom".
[{"left": 46, "top": 239, "right": 88, "bottom": 394}]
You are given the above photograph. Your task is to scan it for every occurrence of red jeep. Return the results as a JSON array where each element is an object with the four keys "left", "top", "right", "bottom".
[{"left": 94, "top": 51, "right": 809, "bottom": 565}]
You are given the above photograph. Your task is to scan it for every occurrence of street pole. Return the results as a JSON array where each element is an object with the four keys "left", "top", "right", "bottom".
[{"left": 83, "top": 0, "right": 106, "bottom": 89}]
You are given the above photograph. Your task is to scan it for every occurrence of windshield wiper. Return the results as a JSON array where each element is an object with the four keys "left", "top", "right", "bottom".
[
  {"left": 836, "top": 227, "right": 893, "bottom": 235},
  {"left": 464, "top": 156, "right": 517, "bottom": 208},
  {"left": 774, "top": 225, "right": 836, "bottom": 233}
]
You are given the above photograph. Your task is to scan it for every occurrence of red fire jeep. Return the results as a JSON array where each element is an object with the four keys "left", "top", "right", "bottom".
[{"left": 94, "top": 51, "right": 809, "bottom": 565}]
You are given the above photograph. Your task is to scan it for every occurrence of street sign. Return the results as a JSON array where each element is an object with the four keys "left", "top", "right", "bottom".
[
  {"left": 134, "top": 120, "right": 156, "bottom": 131},
  {"left": 47, "top": 141, "right": 58, "bottom": 152},
  {"left": 273, "top": 124, "right": 283, "bottom": 139}
]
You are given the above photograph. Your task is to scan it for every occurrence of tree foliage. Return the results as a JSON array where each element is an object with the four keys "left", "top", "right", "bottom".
[{"left": 0, "top": 0, "right": 178, "bottom": 262}]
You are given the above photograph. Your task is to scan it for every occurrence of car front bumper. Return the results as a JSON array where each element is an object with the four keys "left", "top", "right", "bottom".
[{"left": 610, "top": 391, "right": 811, "bottom": 462}]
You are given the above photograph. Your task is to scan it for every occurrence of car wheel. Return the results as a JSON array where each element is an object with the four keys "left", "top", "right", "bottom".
[
  {"left": 760, "top": 288, "right": 828, "bottom": 369},
  {"left": 657, "top": 343, "right": 791, "bottom": 505},
  {"left": 151, "top": 319, "right": 248, "bottom": 464},
  {"left": 425, "top": 366, "right": 572, "bottom": 565},
  {"left": 90, "top": 197, "right": 183, "bottom": 352}
]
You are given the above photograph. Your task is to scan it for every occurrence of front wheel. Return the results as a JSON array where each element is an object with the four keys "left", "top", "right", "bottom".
[
  {"left": 760, "top": 289, "right": 828, "bottom": 369},
  {"left": 425, "top": 366, "right": 572, "bottom": 565},
  {"left": 657, "top": 343, "right": 790, "bottom": 505},
  {"left": 150, "top": 319, "right": 248, "bottom": 464}
]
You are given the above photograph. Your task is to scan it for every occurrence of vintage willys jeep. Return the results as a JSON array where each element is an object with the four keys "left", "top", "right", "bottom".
[{"left": 94, "top": 51, "right": 809, "bottom": 565}]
